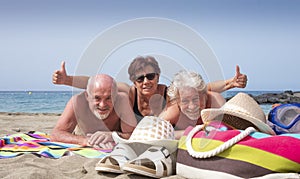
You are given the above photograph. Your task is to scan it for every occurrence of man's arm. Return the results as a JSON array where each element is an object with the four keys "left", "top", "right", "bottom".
[
  {"left": 52, "top": 61, "right": 131, "bottom": 93},
  {"left": 52, "top": 61, "right": 90, "bottom": 89},
  {"left": 50, "top": 97, "right": 88, "bottom": 146},
  {"left": 114, "top": 92, "right": 137, "bottom": 139},
  {"left": 207, "top": 65, "right": 248, "bottom": 93}
]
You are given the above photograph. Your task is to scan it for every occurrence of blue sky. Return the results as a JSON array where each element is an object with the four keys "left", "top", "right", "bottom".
[{"left": 0, "top": 0, "right": 299, "bottom": 91}]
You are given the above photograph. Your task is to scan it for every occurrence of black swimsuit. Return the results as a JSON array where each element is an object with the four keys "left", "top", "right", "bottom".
[{"left": 133, "top": 88, "right": 167, "bottom": 122}]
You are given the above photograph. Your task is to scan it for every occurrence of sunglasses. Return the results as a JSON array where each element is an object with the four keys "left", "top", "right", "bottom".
[{"left": 135, "top": 73, "right": 157, "bottom": 83}]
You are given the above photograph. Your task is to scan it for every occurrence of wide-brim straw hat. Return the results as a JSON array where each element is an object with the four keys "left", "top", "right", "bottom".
[
  {"left": 201, "top": 92, "right": 275, "bottom": 135},
  {"left": 112, "top": 116, "right": 178, "bottom": 153}
]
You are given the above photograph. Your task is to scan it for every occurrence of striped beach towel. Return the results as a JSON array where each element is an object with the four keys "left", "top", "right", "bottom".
[
  {"left": 177, "top": 125, "right": 300, "bottom": 178},
  {"left": 0, "top": 131, "right": 111, "bottom": 159}
]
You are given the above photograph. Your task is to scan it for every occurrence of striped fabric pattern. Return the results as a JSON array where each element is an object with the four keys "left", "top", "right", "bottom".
[
  {"left": 177, "top": 126, "right": 300, "bottom": 178},
  {"left": 0, "top": 131, "right": 111, "bottom": 159}
]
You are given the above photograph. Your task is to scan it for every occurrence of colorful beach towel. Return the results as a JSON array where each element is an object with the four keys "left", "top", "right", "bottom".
[
  {"left": 177, "top": 125, "right": 300, "bottom": 178},
  {"left": 0, "top": 131, "right": 111, "bottom": 159}
]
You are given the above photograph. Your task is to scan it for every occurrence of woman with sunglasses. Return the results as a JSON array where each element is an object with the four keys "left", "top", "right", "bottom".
[
  {"left": 52, "top": 56, "right": 248, "bottom": 122},
  {"left": 127, "top": 56, "right": 167, "bottom": 122}
]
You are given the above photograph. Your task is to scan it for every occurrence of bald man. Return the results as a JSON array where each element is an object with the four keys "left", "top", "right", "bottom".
[{"left": 50, "top": 74, "right": 137, "bottom": 149}]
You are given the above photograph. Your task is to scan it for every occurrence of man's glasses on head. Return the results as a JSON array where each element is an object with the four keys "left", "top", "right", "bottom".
[{"left": 135, "top": 73, "right": 157, "bottom": 83}]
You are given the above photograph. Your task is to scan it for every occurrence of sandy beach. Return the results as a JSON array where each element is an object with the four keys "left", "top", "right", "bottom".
[{"left": 0, "top": 113, "right": 183, "bottom": 179}]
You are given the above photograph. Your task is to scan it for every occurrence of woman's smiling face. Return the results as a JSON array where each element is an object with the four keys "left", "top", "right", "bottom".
[
  {"left": 178, "top": 86, "right": 207, "bottom": 120},
  {"left": 134, "top": 65, "right": 159, "bottom": 97}
]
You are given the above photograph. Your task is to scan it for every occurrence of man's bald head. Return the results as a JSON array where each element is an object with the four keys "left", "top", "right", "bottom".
[{"left": 87, "top": 74, "right": 117, "bottom": 97}]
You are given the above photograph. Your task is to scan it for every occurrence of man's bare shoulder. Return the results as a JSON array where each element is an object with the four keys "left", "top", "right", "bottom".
[
  {"left": 69, "top": 91, "right": 84, "bottom": 101},
  {"left": 115, "top": 92, "right": 130, "bottom": 104},
  {"left": 113, "top": 92, "right": 133, "bottom": 118}
]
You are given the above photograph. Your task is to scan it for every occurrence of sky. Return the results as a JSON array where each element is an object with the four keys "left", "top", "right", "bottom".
[{"left": 0, "top": 0, "right": 299, "bottom": 91}]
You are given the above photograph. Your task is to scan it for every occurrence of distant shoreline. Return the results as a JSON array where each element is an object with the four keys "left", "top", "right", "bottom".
[{"left": 0, "top": 112, "right": 61, "bottom": 116}]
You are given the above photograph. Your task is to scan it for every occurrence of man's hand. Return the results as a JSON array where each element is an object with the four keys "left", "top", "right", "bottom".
[
  {"left": 87, "top": 131, "right": 115, "bottom": 149},
  {"left": 52, "top": 61, "right": 68, "bottom": 85}
]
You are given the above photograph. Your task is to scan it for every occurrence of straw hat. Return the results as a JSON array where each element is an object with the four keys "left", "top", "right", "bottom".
[
  {"left": 112, "top": 116, "right": 178, "bottom": 153},
  {"left": 201, "top": 92, "right": 275, "bottom": 135}
]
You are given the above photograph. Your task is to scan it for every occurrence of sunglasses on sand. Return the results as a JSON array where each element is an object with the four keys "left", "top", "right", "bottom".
[{"left": 135, "top": 73, "right": 157, "bottom": 83}]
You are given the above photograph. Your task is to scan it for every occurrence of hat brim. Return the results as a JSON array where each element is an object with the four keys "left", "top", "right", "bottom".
[
  {"left": 202, "top": 108, "right": 275, "bottom": 135},
  {"left": 112, "top": 132, "right": 178, "bottom": 153}
]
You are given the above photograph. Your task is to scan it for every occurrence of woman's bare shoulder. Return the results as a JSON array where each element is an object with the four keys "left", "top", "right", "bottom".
[
  {"left": 157, "top": 84, "right": 167, "bottom": 94},
  {"left": 207, "top": 91, "right": 226, "bottom": 108}
]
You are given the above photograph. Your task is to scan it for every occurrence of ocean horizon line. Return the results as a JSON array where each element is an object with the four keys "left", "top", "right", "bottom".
[{"left": 0, "top": 90, "right": 288, "bottom": 114}]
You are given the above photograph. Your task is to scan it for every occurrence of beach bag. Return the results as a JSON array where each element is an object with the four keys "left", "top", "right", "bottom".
[
  {"left": 176, "top": 125, "right": 300, "bottom": 179},
  {"left": 268, "top": 103, "right": 300, "bottom": 134}
]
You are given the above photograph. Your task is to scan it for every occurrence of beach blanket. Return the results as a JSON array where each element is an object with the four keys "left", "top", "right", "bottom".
[
  {"left": 0, "top": 131, "right": 111, "bottom": 159},
  {"left": 177, "top": 125, "right": 300, "bottom": 178}
]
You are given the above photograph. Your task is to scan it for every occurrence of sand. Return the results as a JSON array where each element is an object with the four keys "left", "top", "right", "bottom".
[{"left": 0, "top": 113, "right": 183, "bottom": 179}]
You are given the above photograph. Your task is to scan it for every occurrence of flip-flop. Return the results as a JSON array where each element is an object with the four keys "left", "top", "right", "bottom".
[
  {"left": 122, "top": 146, "right": 173, "bottom": 178},
  {"left": 95, "top": 143, "right": 137, "bottom": 174}
]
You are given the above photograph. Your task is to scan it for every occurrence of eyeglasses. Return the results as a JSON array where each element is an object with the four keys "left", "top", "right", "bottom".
[{"left": 135, "top": 73, "right": 157, "bottom": 83}]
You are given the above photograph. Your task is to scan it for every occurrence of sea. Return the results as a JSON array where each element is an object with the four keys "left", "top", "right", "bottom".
[{"left": 0, "top": 90, "right": 280, "bottom": 115}]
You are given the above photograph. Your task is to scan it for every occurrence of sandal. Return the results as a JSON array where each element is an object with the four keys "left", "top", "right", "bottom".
[
  {"left": 122, "top": 146, "right": 173, "bottom": 178},
  {"left": 95, "top": 143, "right": 137, "bottom": 173}
]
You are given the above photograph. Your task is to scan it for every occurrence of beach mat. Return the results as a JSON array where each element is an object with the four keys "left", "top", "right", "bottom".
[{"left": 0, "top": 131, "right": 111, "bottom": 159}]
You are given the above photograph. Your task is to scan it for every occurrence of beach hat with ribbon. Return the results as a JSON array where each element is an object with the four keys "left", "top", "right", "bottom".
[
  {"left": 112, "top": 116, "right": 178, "bottom": 153},
  {"left": 201, "top": 92, "right": 275, "bottom": 135}
]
